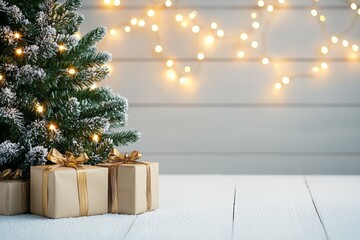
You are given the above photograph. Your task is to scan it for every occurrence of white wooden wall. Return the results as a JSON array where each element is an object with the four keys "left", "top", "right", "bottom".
[{"left": 79, "top": 0, "right": 360, "bottom": 174}]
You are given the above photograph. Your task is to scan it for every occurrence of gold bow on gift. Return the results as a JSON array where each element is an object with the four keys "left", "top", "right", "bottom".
[
  {"left": 108, "top": 148, "right": 142, "bottom": 163},
  {"left": 0, "top": 169, "right": 22, "bottom": 180},
  {"left": 107, "top": 149, "right": 152, "bottom": 213},
  {"left": 42, "top": 148, "right": 89, "bottom": 217}
]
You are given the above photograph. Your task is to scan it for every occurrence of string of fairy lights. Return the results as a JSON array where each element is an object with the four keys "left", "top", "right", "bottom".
[
  {"left": 0, "top": 0, "right": 359, "bottom": 140},
  {"left": 100, "top": 0, "right": 359, "bottom": 90},
  {"left": 0, "top": 30, "right": 101, "bottom": 141}
]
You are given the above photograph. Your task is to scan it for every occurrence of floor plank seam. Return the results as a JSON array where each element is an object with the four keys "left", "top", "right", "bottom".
[
  {"left": 124, "top": 216, "right": 137, "bottom": 239},
  {"left": 303, "top": 176, "right": 330, "bottom": 240},
  {"left": 232, "top": 185, "right": 237, "bottom": 240}
]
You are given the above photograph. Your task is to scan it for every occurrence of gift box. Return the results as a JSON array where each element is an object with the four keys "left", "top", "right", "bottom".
[
  {"left": 97, "top": 149, "right": 159, "bottom": 215},
  {"left": 30, "top": 149, "right": 108, "bottom": 219},
  {"left": 0, "top": 169, "right": 29, "bottom": 215}
]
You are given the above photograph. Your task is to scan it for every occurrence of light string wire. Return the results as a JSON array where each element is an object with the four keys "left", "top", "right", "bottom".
[{"left": 96, "top": 0, "right": 359, "bottom": 90}]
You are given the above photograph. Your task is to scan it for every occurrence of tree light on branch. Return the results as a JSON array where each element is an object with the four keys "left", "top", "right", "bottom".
[
  {"left": 67, "top": 68, "right": 76, "bottom": 75},
  {"left": 92, "top": 134, "right": 100, "bottom": 143},
  {"left": 15, "top": 48, "right": 23, "bottom": 55},
  {"left": 14, "top": 32, "right": 21, "bottom": 39},
  {"left": 49, "top": 123, "right": 57, "bottom": 131},
  {"left": 36, "top": 104, "right": 44, "bottom": 113}
]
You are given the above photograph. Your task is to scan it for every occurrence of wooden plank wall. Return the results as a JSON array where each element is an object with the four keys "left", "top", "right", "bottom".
[{"left": 79, "top": 0, "right": 360, "bottom": 174}]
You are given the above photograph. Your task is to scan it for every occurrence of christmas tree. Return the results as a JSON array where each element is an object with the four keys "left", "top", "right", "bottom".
[{"left": 0, "top": 0, "right": 140, "bottom": 178}]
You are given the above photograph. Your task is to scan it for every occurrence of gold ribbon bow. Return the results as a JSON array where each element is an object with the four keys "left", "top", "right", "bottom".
[
  {"left": 0, "top": 169, "right": 28, "bottom": 212},
  {"left": 107, "top": 149, "right": 152, "bottom": 213},
  {"left": 0, "top": 169, "right": 22, "bottom": 180},
  {"left": 42, "top": 148, "right": 89, "bottom": 217}
]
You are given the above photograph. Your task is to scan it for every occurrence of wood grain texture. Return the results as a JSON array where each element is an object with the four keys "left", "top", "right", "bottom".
[
  {"left": 122, "top": 107, "right": 360, "bottom": 152},
  {"left": 306, "top": 176, "right": 360, "bottom": 240},
  {"left": 233, "top": 175, "right": 326, "bottom": 240},
  {"left": 138, "top": 154, "right": 360, "bottom": 174},
  {"left": 126, "top": 175, "right": 235, "bottom": 240},
  {"left": 76, "top": 0, "right": 360, "bottom": 173}
]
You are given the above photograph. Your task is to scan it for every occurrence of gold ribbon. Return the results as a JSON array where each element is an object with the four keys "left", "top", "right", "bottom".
[
  {"left": 0, "top": 169, "right": 28, "bottom": 212},
  {"left": 0, "top": 169, "right": 22, "bottom": 180},
  {"left": 42, "top": 148, "right": 89, "bottom": 217},
  {"left": 107, "top": 149, "right": 152, "bottom": 213}
]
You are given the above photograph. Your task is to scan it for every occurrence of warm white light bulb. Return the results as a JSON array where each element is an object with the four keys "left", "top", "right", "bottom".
[
  {"left": 216, "top": 29, "right": 224, "bottom": 37},
  {"left": 130, "top": 18, "right": 138, "bottom": 25},
  {"left": 0, "top": 74, "right": 3, "bottom": 81},
  {"left": 92, "top": 134, "right": 99, "bottom": 142},
  {"left": 282, "top": 77, "right": 290, "bottom": 84},
  {"left": 151, "top": 24, "right": 159, "bottom": 32},
  {"left": 205, "top": 35, "right": 215, "bottom": 46},
  {"left": 155, "top": 45, "right": 162, "bottom": 53},
  {"left": 58, "top": 44, "right": 66, "bottom": 52},
  {"left": 109, "top": 29, "right": 117, "bottom": 35},
  {"left": 274, "top": 82, "right": 282, "bottom": 89},
  {"left": 210, "top": 22, "right": 218, "bottom": 29},
  {"left": 114, "top": 0, "right": 121, "bottom": 6},
  {"left": 188, "top": 11, "right": 197, "bottom": 20},
  {"left": 104, "top": 0, "right": 111, "bottom": 5},
  {"left": 192, "top": 25, "right": 200, "bottom": 33},
  {"left": 251, "top": 12, "right": 257, "bottom": 19},
  {"left": 262, "top": 57, "right": 270, "bottom": 65},
  {"left": 67, "top": 68, "right": 76, "bottom": 75},
  {"left": 90, "top": 83, "right": 97, "bottom": 90},
  {"left": 342, "top": 40, "right": 349, "bottom": 47},
  {"left": 267, "top": 5, "right": 274, "bottom": 12},
  {"left": 350, "top": 3, "right": 357, "bottom": 10},
  {"left": 257, "top": 0, "right": 265, "bottom": 7},
  {"left": 166, "top": 59, "right": 174, "bottom": 67},
  {"left": 240, "top": 33, "right": 248, "bottom": 40},
  {"left": 197, "top": 52, "right": 205, "bottom": 60},
  {"left": 184, "top": 66, "right": 191, "bottom": 73},
  {"left": 147, "top": 9, "right": 155, "bottom": 17},
  {"left": 312, "top": 66, "right": 320, "bottom": 73},
  {"left": 278, "top": 0, "right": 285, "bottom": 4},
  {"left": 319, "top": 15, "right": 326, "bottom": 22},
  {"left": 321, "top": 62, "right": 328, "bottom": 70},
  {"left": 166, "top": 69, "right": 177, "bottom": 80},
  {"left": 252, "top": 21, "right": 260, "bottom": 29},
  {"left": 181, "top": 21, "right": 188, "bottom": 28},
  {"left": 14, "top": 32, "right": 21, "bottom": 39},
  {"left": 321, "top": 46, "right": 328, "bottom": 54},
  {"left": 237, "top": 51, "right": 245, "bottom": 58},
  {"left": 175, "top": 14, "right": 184, "bottom": 22},
  {"left": 15, "top": 48, "right": 23, "bottom": 55},
  {"left": 124, "top": 26, "right": 131, "bottom": 32},
  {"left": 179, "top": 77, "right": 187, "bottom": 84},
  {"left": 311, "top": 9, "right": 318, "bottom": 16},
  {"left": 138, "top": 20, "right": 145, "bottom": 27},
  {"left": 49, "top": 124, "right": 57, "bottom": 131},
  {"left": 358, "top": 9, "right": 360, "bottom": 15},
  {"left": 331, "top": 36, "right": 338, "bottom": 44},
  {"left": 251, "top": 41, "right": 259, "bottom": 48},
  {"left": 36, "top": 104, "right": 44, "bottom": 113},
  {"left": 352, "top": 44, "right": 359, "bottom": 52},
  {"left": 165, "top": 0, "right": 172, "bottom": 7}
]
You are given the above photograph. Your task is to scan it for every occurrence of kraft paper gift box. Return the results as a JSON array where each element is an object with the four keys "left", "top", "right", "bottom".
[
  {"left": 0, "top": 180, "right": 29, "bottom": 215},
  {"left": 30, "top": 148, "right": 108, "bottom": 219},
  {"left": 97, "top": 149, "right": 159, "bottom": 215}
]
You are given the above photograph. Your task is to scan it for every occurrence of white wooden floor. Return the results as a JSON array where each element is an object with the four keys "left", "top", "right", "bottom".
[{"left": 0, "top": 175, "right": 359, "bottom": 240}]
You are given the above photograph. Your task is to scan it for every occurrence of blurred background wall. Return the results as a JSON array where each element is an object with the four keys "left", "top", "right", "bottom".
[{"left": 79, "top": 0, "right": 360, "bottom": 174}]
